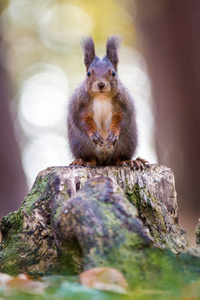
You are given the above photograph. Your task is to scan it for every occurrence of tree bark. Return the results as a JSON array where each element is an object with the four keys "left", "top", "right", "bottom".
[
  {"left": 135, "top": 0, "right": 200, "bottom": 243},
  {"left": 0, "top": 62, "right": 28, "bottom": 218},
  {"left": 0, "top": 164, "right": 189, "bottom": 276},
  {"left": 0, "top": 2, "right": 28, "bottom": 218}
]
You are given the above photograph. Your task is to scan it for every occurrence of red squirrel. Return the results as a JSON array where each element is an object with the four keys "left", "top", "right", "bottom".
[{"left": 67, "top": 36, "right": 149, "bottom": 169}]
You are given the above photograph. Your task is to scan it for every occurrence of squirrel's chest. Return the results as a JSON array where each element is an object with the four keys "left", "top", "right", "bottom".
[{"left": 93, "top": 97, "right": 113, "bottom": 139}]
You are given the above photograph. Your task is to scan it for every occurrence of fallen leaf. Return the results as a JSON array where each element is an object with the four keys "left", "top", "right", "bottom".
[
  {"left": 80, "top": 267, "right": 128, "bottom": 294},
  {"left": 0, "top": 273, "right": 46, "bottom": 295},
  {"left": 0, "top": 273, "right": 12, "bottom": 286},
  {"left": 177, "top": 279, "right": 200, "bottom": 300}
]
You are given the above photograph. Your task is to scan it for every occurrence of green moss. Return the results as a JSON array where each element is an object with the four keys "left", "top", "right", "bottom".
[
  {"left": 53, "top": 193, "right": 70, "bottom": 222},
  {"left": 0, "top": 171, "right": 56, "bottom": 276},
  {"left": 23, "top": 172, "right": 52, "bottom": 215},
  {"left": 125, "top": 184, "right": 168, "bottom": 246},
  {"left": 1, "top": 210, "right": 24, "bottom": 234},
  {"left": 125, "top": 183, "right": 142, "bottom": 209},
  {"left": 58, "top": 238, "right": 84, "bottom": 275}
]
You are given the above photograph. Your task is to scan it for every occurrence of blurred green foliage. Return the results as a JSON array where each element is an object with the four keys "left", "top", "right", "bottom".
[{"left": 0, "top": 270, "right": 200, "bottom": 300}]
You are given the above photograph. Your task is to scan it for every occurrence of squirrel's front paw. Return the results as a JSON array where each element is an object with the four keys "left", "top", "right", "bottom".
[
  {"left": 105, "top": 130, "right": 118, "bottom": 149},
  {"left": 90, "top": 130, "right": 104, "bottom": 147}
]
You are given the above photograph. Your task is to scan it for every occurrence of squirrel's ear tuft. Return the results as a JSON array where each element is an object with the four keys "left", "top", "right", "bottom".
[
  {"left": 81, "top": 37, "right": 96, "bottom": 70},
  {"left": 106, "top": 35, "right": 121, "bottom": 70}
]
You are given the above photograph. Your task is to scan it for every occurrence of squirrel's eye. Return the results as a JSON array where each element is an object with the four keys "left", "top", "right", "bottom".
[
  {"left": 87, "top": 70, "right": 91, "bottom": 77},
  {"left": 112, "top": 70, "right": 116, "bottom": 77}
]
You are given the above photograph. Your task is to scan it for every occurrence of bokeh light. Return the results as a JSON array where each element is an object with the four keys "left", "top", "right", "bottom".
[
  {"left": 18, "top": 65, "right": 68, "bottom": 133},
  {"left": 1, "top": 0, "right": 156, "bottom": 188},
  {"left": 39, "top": 4, "right": 94, "bottom": 52},
  {"left": 16, "top": 64, "right": 70, "bottom": 184},
  {"left": 22, "top": 134, "right": 71, "bottom": 187}
]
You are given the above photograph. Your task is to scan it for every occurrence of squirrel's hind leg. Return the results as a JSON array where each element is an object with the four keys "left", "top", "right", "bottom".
[
  {"left": 69, "top": 158, "right": 97, "bottom": 167},
  {"left": 117, "top": 157, "right": 149, "bottom": 170}
]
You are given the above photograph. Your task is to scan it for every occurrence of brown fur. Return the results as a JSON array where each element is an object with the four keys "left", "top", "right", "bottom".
[{"left": 67, "top": 36, "right": 138, "bottom": 167}]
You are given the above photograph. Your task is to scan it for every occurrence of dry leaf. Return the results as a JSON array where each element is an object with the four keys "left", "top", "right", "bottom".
[
  {"left": 177, "top": 279, "right": 200, "bottom": 300},
  {"left": 0, "top": 273, "right": 12, "bottom": 286},
  {"left": 0, "top": 272, "right": 46, "bottom": 295},
  {"left": 80, "top": 267, "right": 128, "bottom": 294}
]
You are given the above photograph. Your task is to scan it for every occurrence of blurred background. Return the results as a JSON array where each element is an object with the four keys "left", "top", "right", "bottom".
[{"left": 0, "top": 0, "right": 199, "bottom": 245}]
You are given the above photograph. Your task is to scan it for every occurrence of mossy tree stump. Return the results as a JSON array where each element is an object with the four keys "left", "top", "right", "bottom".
[{"left": 0, "top": 164, "right": 191, "bottom": 278}]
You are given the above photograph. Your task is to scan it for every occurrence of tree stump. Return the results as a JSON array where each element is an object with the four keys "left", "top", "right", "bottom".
[{"left": 0, "top": 164, "right": 190, "bottom": 277}]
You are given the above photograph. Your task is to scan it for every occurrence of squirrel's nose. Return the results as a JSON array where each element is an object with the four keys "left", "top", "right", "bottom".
[{"left": 97, "top": 81, "right": 106, "bottom": 89}]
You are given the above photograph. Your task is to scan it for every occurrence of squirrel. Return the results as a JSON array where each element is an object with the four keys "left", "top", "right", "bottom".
[{"left": 67, "top": 36, "right": 149, "bottom": 169}]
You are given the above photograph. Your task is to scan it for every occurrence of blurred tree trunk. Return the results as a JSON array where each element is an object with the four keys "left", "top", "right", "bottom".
[
  {"left": 134, "top": 0, "right": 200, "bottom": 243},
  {"left": 0, "top": 61, "right": 28, "bottom": 218},
  {"left": 0, "top": 2, "right": 28, "bottom": 218}
]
